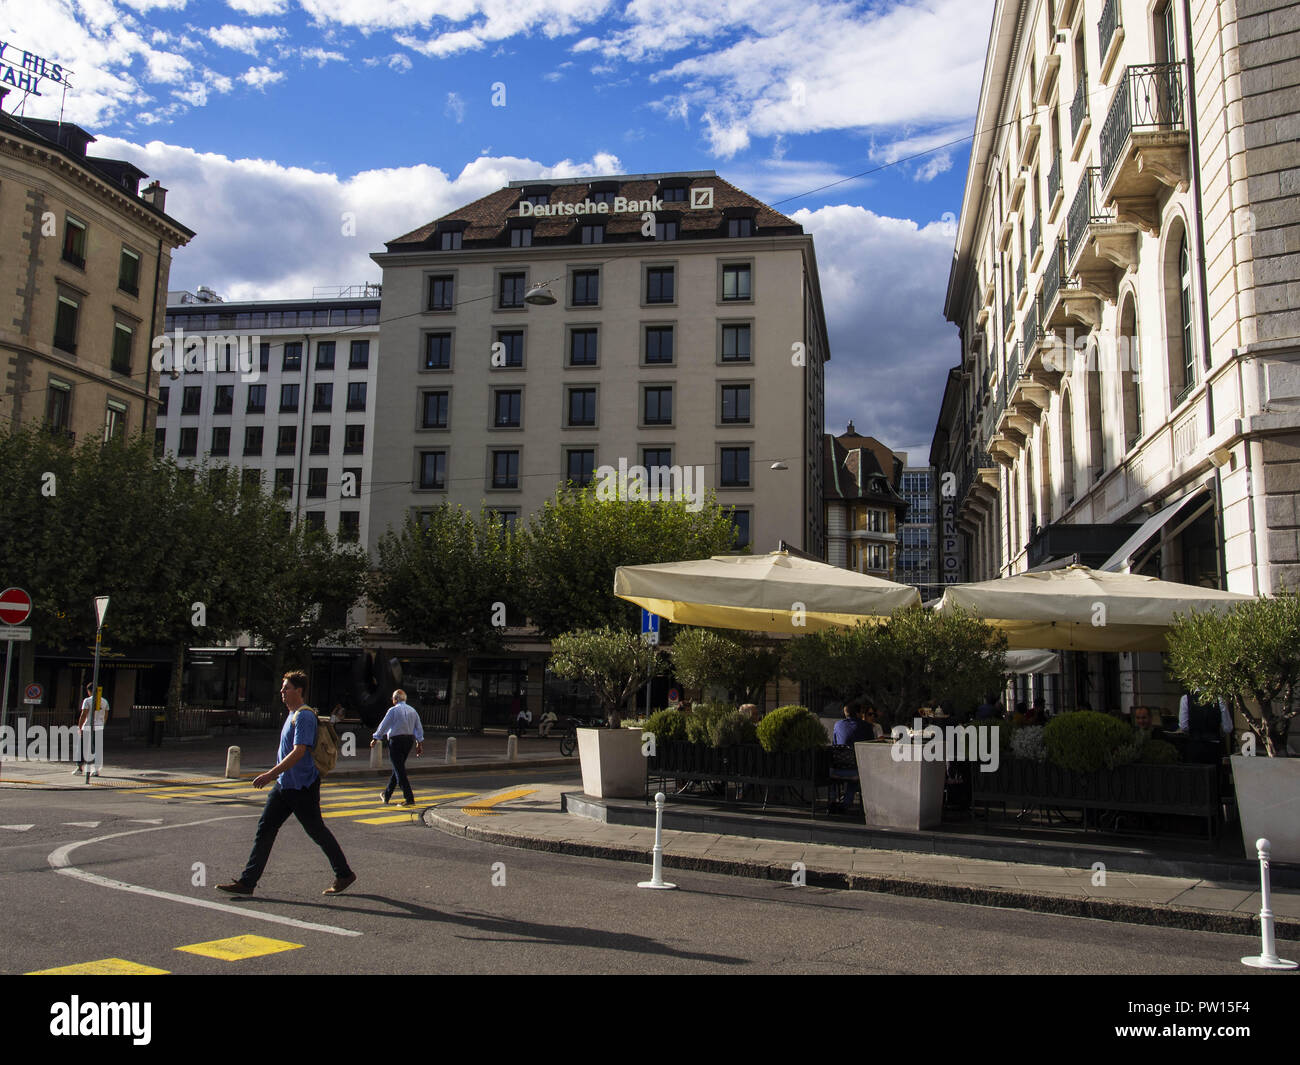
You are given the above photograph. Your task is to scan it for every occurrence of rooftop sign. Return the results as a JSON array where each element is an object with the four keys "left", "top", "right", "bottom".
[{"left": 0, "top": 41, "right": 67, "bottom": 96}]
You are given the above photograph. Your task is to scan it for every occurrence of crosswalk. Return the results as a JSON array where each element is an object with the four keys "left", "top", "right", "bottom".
[
  {"left": 29, "top": 934, "right": 308, "bottom": 974},
  {"left": 136, "top": 779, "right": 480, "bottom": 827}
]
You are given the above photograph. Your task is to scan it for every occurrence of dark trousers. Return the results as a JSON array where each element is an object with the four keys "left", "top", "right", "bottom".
[
  {"left": 239, "top": 779, "right": 351, "bottom": 887},
  {"left": 384, "top": 735, "right": 416, "bottom": 804}
]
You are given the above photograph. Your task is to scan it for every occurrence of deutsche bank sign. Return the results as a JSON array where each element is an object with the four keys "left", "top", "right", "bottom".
[{"left": 518, "top": 187, "right": 714, "bottom": 217}]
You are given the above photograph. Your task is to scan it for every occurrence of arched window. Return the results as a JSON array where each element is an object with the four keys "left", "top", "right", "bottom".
[
  {"left": 1120, "top": 294, "right": 1143, "bottom": 451},
  {"left": 1061, "top": 391, "right": 1076, "bottom": 505},
  {"left": 1086, "top": 339, "right": 1104, "bottom": 478},
  {"left": 1039, "top": 423, "right": 1053, "bottom": 527},
  {"left": 1165, "top": 221, "right": 1196, "bottom": 408}
]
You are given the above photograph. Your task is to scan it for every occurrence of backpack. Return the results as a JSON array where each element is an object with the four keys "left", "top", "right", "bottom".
[{"left": 295, "top": 706, "right": 340, "bottom": 776}]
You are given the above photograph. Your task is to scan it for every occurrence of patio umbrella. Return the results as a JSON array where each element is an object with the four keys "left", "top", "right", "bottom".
[
  {"left": 614, "top": 551, "right": 922, "bottom": 635},
  {"left": 934, "top": 564, "right": 1254, "bottom": 651}
]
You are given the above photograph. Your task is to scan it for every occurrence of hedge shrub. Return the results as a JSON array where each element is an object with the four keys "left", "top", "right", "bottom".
[
  {"left": 756, "top": 705, "right": 828, "bottom": 753},
  {"left": 643, "top": 709, "right": 689, "bottom": 744},
  {"left": 685, "top": 701, "right": 734, "bottom": 744},
  {"left": 1043, "top": 711, "right": 1137, "bottom": 772},
  {"left": 710, "top": 710, "right": 758, "bottom": 748},
  {"left": 1137, "top": 737, "right": 1182, "bottom": 765}
]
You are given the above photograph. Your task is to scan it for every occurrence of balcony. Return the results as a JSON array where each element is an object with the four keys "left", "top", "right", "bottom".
[
  {"left": 1055, "top": 0, "right": 1079, "bottom": 31},
  {"left": 1035, "top": 52, "right": 1061, "bottom": 106},
  {"left": 1098, "top": 0, "right": 1125, "bottom": 83},
  {"left": 1067, "top": 166, "right": 1136, "bottom": 296},
  {"left": 1021, "top": 295, "right": 1063, "bottom": 389},
  {"left": 1003, "top": 289, "right": 1016, "bottom": 341},
  {"left": 1047, "top": 151, "right": 1064, "bottom": 223},
  {"left": 1009, "top": 168, "right": 1027, "bottom": 213},
  {"left": 1069, "top": 75, "right": 1090, "bottom": 160},
  {"left": 1019, "top": 123, "right": 1041, "bottom": 170},
  {"left": 1099, "top": 63, "right": 1190, "bottom": 232},
  {"left": 998, "top": 211, "right": 1017, "bottom": 252},
  {"left": 1029, "top": 213, "right": 1043, "bottom": 271},
  {"left": 1016, "top": 254, "right": 1029, "bottom": 309},
  {"left": 1041, "top": 237, "right": 1103, "bottom": 333}
]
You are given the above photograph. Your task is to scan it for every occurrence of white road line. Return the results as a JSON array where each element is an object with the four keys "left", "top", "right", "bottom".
[
  {"left": 1, "top": 824, "right": 34, "bottom": 832},
  {"left": 46, "top": 817, "right": 362, "bottom": 938}
]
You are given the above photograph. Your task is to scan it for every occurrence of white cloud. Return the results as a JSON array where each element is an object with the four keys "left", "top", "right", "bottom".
[
  {"left": 240, "top": 64, "right": 285, "bottom": 89},
  {"left": 299, "top": 46, "right": 347, "bottom": 64},
  {"left": 915, "top": 150, "right": 953, "bottom": 182},
  {"left": 444, "top": 91, "right": 466, "bottom": 123},
  {"left": 225, "top": 0, "right": 289, "bottom": 13},
  {"left": 206, "top": 24, "right": 286, "bottom": 55}
]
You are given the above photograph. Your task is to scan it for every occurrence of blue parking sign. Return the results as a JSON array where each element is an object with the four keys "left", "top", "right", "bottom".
[{"left": 641, "top": 609, "right": 660, "bottom": 634}]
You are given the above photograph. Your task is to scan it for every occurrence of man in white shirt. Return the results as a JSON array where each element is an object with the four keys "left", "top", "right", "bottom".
[
  {"left": 74, "top": 683, "right": 108, "bottom": 776},
  {"left": 371, "top": 689, "right": 424, "bottom": 806},
  {"left": 538, "top": 708, "right": 558, "bottom": 738}
]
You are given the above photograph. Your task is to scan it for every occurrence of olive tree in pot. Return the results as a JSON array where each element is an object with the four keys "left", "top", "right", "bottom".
[
  {"left": 1168, "top": 592, "right": 1300, "bottom": 862},
  {"left": 550, "top": 627, "right": 661, "bottom": 798}
]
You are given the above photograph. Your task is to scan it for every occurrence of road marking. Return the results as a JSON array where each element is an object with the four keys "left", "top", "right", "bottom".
[
  {"left": 322, "top": 806, "right": 392, "bottom": 818},
  {"left": 175, "top": 935, "right": 303, "bottom": 961},
  {"left": 47, "top": 817, "right": 362, "bottom": 938},
  {"left": 1, "top": 824, "right": 34, "bottom": 832},
  {"left": 62, "top": 821, "right": 101, "bottom": 828},
  {"left": 28, "top": 958, "right": 169, "bottom": 975},
  {"left": 355, "top": 813, "right": 421, "bottom": 825},
  {"left": 127, "top": 819, "right": 165, "bottom": 825},
  {"left": 462, "top": 787, "right": 538, "bottom": 817}
]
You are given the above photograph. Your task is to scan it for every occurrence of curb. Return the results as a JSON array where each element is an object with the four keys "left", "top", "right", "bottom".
[{"left": 424, "top": 809, "right": 1300, "bottom": 942}]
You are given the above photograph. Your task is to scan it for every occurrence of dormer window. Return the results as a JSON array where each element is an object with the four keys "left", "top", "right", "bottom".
[
  {"left": 590, "top": 189, "right": 616, "bottom": 205},
  {"left": 521, "top": 186, "right": 551, "bottom": 207},
  {"left": 438, "top": 227, "right": 464, "bottom": 251},
  {"left": 660, "top": 185, "right": 687, "bottom": 203},
  {"left": 727, "top": 217, "right": 754, "bottom": 237},
  {"left": 510, "top": 226, "right": 533, "bottom": 248}
]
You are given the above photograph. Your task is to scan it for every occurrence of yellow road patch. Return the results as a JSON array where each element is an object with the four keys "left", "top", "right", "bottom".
[
  {"left": 462, "top": 787, "right": 538, "bottom": 817},
  {"left": 355, "top": 813, "right": 422, "bottom": 825},
  {"left": 175, "top": 935, "right": 303, "bottom": 962},
  {"left": 28, "top": 958, "right": 169, "bottom": 975}
]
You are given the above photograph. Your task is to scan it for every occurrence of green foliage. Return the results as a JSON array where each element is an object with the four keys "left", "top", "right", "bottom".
[
  {"left": 669, "top": 628, "right": 736, "bottom": 698},
  {"left": 710, "top": 710, "right": 758, "bottom": 748},
  {"left": 1010, "top": 724, "right": 1047, "bottom": 763},
  {"left": 1043, "top": 711, "right": 1137, "bottom": 773},
  {"left": 549, "top": 626, "right": 662, "bottom": 725},
  {"left": 670, "top": 628, "right": 783, "bottom": 704},
  {"left": 1137, "top": 737, "right": 1181, "bottom": 765},
  {"left": 1167, "top": 593, "right": 1300, "bottom": 756},
  {"left": 516, "top": 483, "right": 741, "bottom": 639},
  {"left": 756, "top": 705, "right": 827, "bottom": 753},
  {"left": 684, "top": 700, "right": 733, "bottom": 743},
  {"left": 643, "top": 709, "right": 689, "bottom": 744}
]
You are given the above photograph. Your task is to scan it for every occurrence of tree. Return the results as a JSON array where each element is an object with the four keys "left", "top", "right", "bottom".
[
  {"left": 670, "top": 627, "right": 785, "bottom": 705},
  {"left": 549, "top": 627, "right": 662, "bottom": 726},
  {"left": 518, "top": 484, "right": 741, "bottom": 639},
  {"left": 1167, "top": 593, "right": 1299, "bottom": 757}
]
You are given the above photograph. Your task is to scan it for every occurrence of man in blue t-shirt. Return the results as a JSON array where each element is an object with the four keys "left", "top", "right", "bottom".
[{"left": 218, "top": 670, "right": 356, "bottom": 896}]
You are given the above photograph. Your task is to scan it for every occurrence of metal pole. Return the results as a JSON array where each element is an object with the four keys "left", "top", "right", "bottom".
[
  {"left": 645, "top": 636, "right": 654, "bottom": 720},
  {"left": 86, "top": 624, "right": 102, "bottom": 781},
  {"left": 0, "top": 638, "right": 13, "bottom": 732},
  {"left": 1242, "top": 838, "right": 1298, "bottom": 969}
]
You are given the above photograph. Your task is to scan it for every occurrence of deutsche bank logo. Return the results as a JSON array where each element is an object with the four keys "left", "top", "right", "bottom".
[{"left": 690, "top": 187, "right": 714, "bottom": 209}]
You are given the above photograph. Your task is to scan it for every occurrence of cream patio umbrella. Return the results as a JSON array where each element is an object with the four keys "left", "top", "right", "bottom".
[
  {"left": 613, "top": 551, "right": 922, "bottom": 635},
  {"left": 934, "top": 564, "right": 1254, "bottom": 651}
]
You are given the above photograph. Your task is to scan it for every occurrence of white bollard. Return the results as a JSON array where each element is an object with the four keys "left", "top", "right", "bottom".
[
  {"left": 370, "top": 740, "right": 385, "bottom": 769},
  {"left": 225, "top": 746, "right": 241, "bottom": 779},
  {"left": 638, "top": 791, "right": 677, "bottom": 890},
  {"left": 506, "top": 734, "right": 518, "bottom": 762},
  {"left": 1242, "top": 838, "right": 1298, "bottom": 969},
  {"left": 445, "top": 736, "right": 457, "bottom": 764}
]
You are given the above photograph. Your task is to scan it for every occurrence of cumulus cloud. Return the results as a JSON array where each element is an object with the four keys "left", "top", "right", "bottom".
[
  {"left": 240, "top": 64, "right": 285, "bottom": 89},
  {"left": 226, "top": 0, "right": 290, "bottom": 13},
  {"left": 207, "top": 24, "right": 287, "bottom": 55},
  {"left": 299, "top": 46, "right": 347, "bottom": 64}
]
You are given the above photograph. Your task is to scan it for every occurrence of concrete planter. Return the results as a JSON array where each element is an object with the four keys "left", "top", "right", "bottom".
[
  {"left": 577, "top": 727, "right": 646, "bottom": 799},
  {"left": 1231, "top": 756, "right": 1300, "bottom": 865},
  {"left": 854, "top": 740, "right": 945, "bottom": 830}
]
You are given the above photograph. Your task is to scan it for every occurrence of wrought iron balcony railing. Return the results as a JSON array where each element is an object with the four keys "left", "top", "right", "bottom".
[
  {"left": 1007, "top": 342, "right": 1022, "bottom": 389},
  {"left": 1030, "top": 213, "right": 1042, "bottom": 263},
  {"left": 1003, "top": 290, "right": 1015, "bottom": 336},
  {"left": 1070, "top": 74, "right": 1089, "bottom": 143},
  {"left": 1016, "top": 255, "right": 1026, "bottom": 297},
  {"left": 1047, "top": 150, "right": 1062, "bottom": 207},
  {"left": 1099, "top": 0, "right": 1120, "bottom": 67},
  {"left": 1066, "top": 167, "right": 1112, "bottom": 265},
  {"left": 1023, "top": 297, "right": 1040, "bottom": 353},
  {"left": 1043, "top": 238, "right": 1064, "bottom": 311},
  {"left": 1100, "top": 62, "right": 1187, "bottom": 186}
]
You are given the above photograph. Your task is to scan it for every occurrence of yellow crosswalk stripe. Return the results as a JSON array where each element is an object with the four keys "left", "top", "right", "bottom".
[
  {"left": 28, "top": 958, "right": 169, "bottom": 975},
  {"left": 463, "top": 787, "right": 537, "bottom": 817},
  {"left": 322, "top": 806, "right": 393, "bottom": 818},
  {"left": 355, "top": 813, "right": 422, "bottom": 825},
  {"left": 175, "top": 935, "right": 303, "bottom": 961}
]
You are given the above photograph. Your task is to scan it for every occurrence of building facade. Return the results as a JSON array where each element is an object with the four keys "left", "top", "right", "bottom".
[
  {"left": 823, "top": 423, "right": 909, "bottom": 579},
  {"left": 939, "top": 0, "right": 1300, "bottom": 710},
  {"left": 898, "top": 459, "right": 941, "bottom": 599}
]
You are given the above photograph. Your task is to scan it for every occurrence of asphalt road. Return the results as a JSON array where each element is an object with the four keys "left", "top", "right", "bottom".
[{"left": 0, "top": 768, "right": 1286, "bottom": 978}]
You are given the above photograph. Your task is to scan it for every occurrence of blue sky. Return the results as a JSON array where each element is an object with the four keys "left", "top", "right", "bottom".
[{"left": 4, "top": 0, "right": 995, "bottom": 456}]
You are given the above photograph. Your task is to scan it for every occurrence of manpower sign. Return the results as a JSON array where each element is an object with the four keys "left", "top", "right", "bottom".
[{"left": 517, "top": 187, "right": 715, "bottom": 216}]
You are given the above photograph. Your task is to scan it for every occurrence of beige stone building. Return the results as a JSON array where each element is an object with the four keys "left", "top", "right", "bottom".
[
  {"left": 823, "top": 424, "right": 909, "bottom": 580},
  {"left": 937, "top": 0, "right": 1300, "bottom": 711},
  {"left": 0, "top": 90, "right": 193, "bottom": 441}
]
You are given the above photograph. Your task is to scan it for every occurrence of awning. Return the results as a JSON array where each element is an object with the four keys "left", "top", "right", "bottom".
[
  {"left": 1004, "top": 649, "right": 1062, "bottom": 674},
  {"left": 1100, "top": 487, "right": 1214, "bottom": 573}
]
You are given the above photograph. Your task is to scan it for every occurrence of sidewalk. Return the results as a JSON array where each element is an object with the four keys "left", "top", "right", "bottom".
[
  {"left": 0, "top": 731, "right": 573, "bottom": 790},
  {"left": 426, "top": 782, "right": 1300, "bottom": 942}
]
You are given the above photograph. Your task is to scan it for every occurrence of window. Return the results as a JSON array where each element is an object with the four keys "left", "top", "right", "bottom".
[
  {"left": 63, "top": 216, "right": 86, "bottom": 267},
  {"left": 722, "top": 264, "right": 752, "bottom": 301},
  {"left": 247, "top": 384, "right": 267, "bottom": 413},
  {"left": 211, "top": 425, "right": 230, "bottom": 456},
  {"left": 643, "top": 386, "right": 673, "bottom": 426},
  {"left": 720, "top": 447, "right": 751, "bottom": 487},
  {"left": 310, "top": 425, "right": 331, "bottom": 454},
  {"left": 494, "top": 329, "right": 524, "bottom": 367},
  {"left": 338, "top": 511, "right": 360, "bottom": 542},
  {"left": 46, "top": 380, "right": 71, "bottom": 431},
  {"left": 646, "top": 266, "right": 675, "bottom": 304},
  {"left": 491, "top": 450, "right": 520, "bottom": 489},
  {"left": 242, "top": 468, "right": 261, "bottom": 491},
  {"left": 439, "top": 230, "right": 463, "bottom": 251},
  {"left": 864, "top": 544, "right": 889, "bottom": 571},
  {"left": 343, "top": 467, "right": 362, "bottom": 500},
  {"left": 498, "top": 272, "right": 526, "bottom": 309},
  {"left": 111, "top": 324, "right": 133, "bottom": 374},
  {"left": 182, "top": 386, "right": 201, "bottom": 414},
  {"left": 259, "top": 343, "right": 270, "bottom": 373},
  {"left": 661, "top": 186, "right": 686, "bottom": 203},
  {"left": 857, "top": 508, "right": 889, "bottom": 533},
  {"left": 425, "top": 332, "right": 452, "bottom": 369},
  {"left": 721, "top": 384, "right": 751, "bottom": 424},
  {"left": 645, "top": 326, "right": 674, "bottom": 364},
  {"left": 314, "top": 382, "right": 333, "bottom": 411},
  {"left": 494, "top": 389, "right": 522, "bottom": 428},
  {"left": 54, "top": 294, "right": 79, "bottom": 353},
  {"left": 118, "top": 247, "right": 141, "bottom": 295},
  {"left": 572, "top": 269, "right": 600, "bottom": 306},
  {"left": 304, "top": 512, "right": 326, "bottom": 533},
  {"left": 280, "top": 383, "right": 300, "bottom": 412},
  {"left": 422, "top": 391, "right": 449, "bottom": 429},
  {"left": 159, "top": 386, "right": 170, "bottom": 416},
  {"left": 580, "top": 225, "right": 604, "bottom": 244},
  {"left": 214, "top": 385, "right": 234, "bottom": 414},
  {"left": 567, "top": 388, "right": 596, "bottom": 427},
  {"left": 307, "top": 468, "right": 327, "bottom": 498},
  {"left": 570, "top": 328, "right": 598, "bottom": 366},
  {"left": 349, "top": 340, "right": 370, "bottom": 369},
  {"left": 344, "top": 425, "right": 365, "bottom": 454},
  {"left": 566, "top": 448, "right": 595, "bottom": 487},
  {"left": 590, "top": 190, "right": 616, "bottom": 205},
  {"left": 510, "top": 227, "right": 532, "bottom": 248},
  {"left": 487, "top": 508, "right": 519, "bottom": 534},
  {"left": 428, "top": 274, "right": 455, "bottom": 311},
  {"left": 643, "top": 448, "right": 672, "bottom": 469},
  {"left": 244, "top": 426, "right": 263, "bottom": 456},
  {"left": 721, "top": 323, "right": 751, "bottom": 363},
  {"left": 419, "top": 451, "right": 446, "bottom": 490},
  {"left": 522, "top": 192, "right": 549, "bottom": 207},
  {"left": 1179, "top": 235, "right": 1195, "bottom": 391},
  {"left": 727, "top": 218, "right": 754, "bottom": 238},
  {"left": 282, "top": 343, "right": 302, "bottom": 371},
  {"left": 316, "top": 342, "right": 336, "bottom": 370},
  {"left": 729, "top": 508, "right": 751, "bottom": 550},
  {"left": 104, "top": 400, "right": 127, "bottom": 442},
  {"left": 346, "top": 382, "right": 367, "bottom": 411},
  {"left": 655, "top": 221, "right": 678, "bottom": 241},
  {"left": 277, "top": 425, "right": 297, "bottom": 455},
  {"left": 178, "top": 427, "right": 197, "bottom": 456},
  {"left": 274, "top": 468, "right": 293, "bottom": 496}
]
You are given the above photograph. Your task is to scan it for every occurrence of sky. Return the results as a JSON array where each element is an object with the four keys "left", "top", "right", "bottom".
[{"left": 2, "top": 0, "right": 995, "bottom": 458}]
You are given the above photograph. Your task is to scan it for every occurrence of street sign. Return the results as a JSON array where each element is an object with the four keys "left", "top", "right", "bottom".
[
  {"left": 22, "top": 683, "right": 42, "bottom": 705},
  {"left": 640, "top": 609, "right": 660, "bottom": 635},
  {"left": 1, "top": 626, "right": 31, "bottom": 642},
  {"left": 0, "top": 588, "right": 32, "bottom": 626},
  {"left": 641, "top": 630, "right": 660, "bottom": 645}
]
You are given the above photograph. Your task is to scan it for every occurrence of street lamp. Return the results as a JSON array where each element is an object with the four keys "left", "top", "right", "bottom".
[
  {"left": 86, "top": 596, "right": 108, "bottom": 780},
  {"left": 524, "top": 283, "right": 557, "bottom": 306}
]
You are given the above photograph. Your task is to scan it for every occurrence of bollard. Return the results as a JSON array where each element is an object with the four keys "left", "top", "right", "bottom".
[
  {"left": 445, "top": 736, "right": 457, "bottom": 764},
  {"left": 1242, "top": 838, "right": 1298, "bottom": 969},
  {"left": 638, "top": 791, "right": 677, "bottom": 890},
  {"left": 506, "top": 734, "right": 518, "bottom": 762},
  {"left": 370, "top": 740, "right": 385, "bottom": 769},
  {"left": 225, "top": 746, "right": 241, "bottom": 779}
]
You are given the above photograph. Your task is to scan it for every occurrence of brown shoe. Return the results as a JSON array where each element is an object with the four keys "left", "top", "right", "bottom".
[
  {"left": 217, "top": 880, "right": 253, "bottom": 895},
  {"left": 323, "top": 873, "right": 357, "bottom": 895}
]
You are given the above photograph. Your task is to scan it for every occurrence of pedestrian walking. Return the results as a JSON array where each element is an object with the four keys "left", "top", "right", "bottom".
[
  {"left": 217, "top": 670, "right": 356, "bottom": 897},
  {"left": 372, "top": 688, "right": 424, "bottom": 806},
  {"left": 74, "top": 683, "right": 108, "bottom": 776}
]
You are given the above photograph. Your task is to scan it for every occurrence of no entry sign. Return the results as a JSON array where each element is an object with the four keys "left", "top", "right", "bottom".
[{"left": 0, "top": 588, "right": 32, "bottom": 626}]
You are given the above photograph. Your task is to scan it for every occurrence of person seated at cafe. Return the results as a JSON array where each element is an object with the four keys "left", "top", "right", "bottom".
[
  {"left": 976, "top": 693, "right": 997, "bottom": 720},
  {"left": 1132, "top": 705, "right": 1164, "bottom": 739},
  {"left": 833, "top": 702, "right": 867, "bottom": 746},
  {"left": 739, "top": 703, "right": 761, "bottom": 724},
  {"left": 861, "top": 701, "right": 884, "bottom": 740}
]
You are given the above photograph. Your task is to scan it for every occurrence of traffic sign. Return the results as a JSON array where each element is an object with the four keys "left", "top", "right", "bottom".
[
  {"left": 640, "top": 609, "right": 660, "bottom": 635},
  {"left": 23, "top": 683, "right": 42, "bottom": 705},
  {"left": 1, "top": 626, "right": 31, "bottom": 642},
  {"left": 0, "top": 588, "right": 32, "bottom": 626}
]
